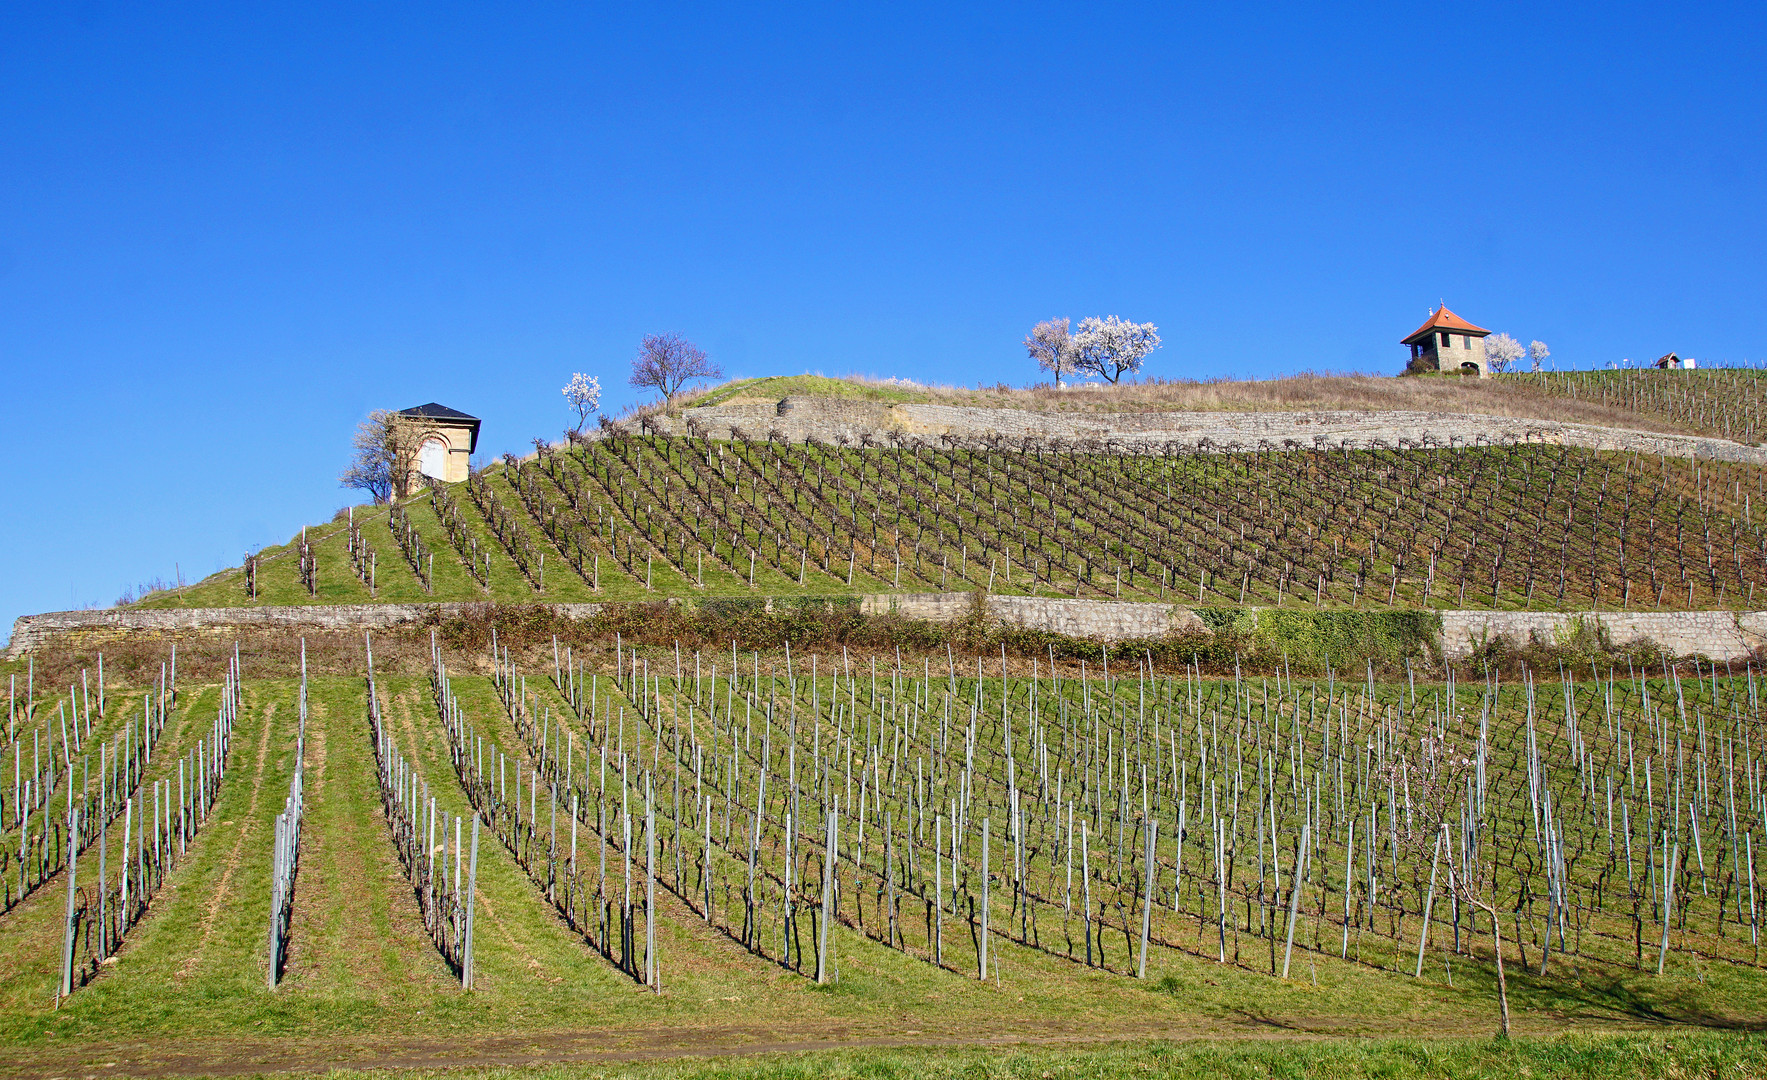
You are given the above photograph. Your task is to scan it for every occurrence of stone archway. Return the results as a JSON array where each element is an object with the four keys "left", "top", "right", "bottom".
[{"left": 418, "top": 437, "right": 448, "bottom": 480}]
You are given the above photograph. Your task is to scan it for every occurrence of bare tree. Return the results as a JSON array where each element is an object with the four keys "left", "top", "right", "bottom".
[
  {"left": 339, "top": 410, "right": 418, "bottom": 504},
  {"left": 1385, "top": 735, "right": 1512, "bottom": 1037},
  {"left": 1484, "top": 332, "right": 1525, "bottom": 374},
  {"left": 630, "top": 333, "right": 722, "bottom": 404},
  {"left": 1024, "top": 317, "right": 1077, "bottom": 386}
]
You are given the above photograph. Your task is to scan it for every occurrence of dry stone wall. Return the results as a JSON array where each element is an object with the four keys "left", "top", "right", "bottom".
[
  {"left": 1440, "top": 609, "right": 1767, "bottom": 662},
  {"left": 655, "top": 395, "right": 1767, "bottom": 462},
  {"left": 859, "top": 593, "right": 1209, "bottom": 639},
  {"left": 12, "top": 596, "right": 1765, "bottom": 662},
  {"left": 2, "top": 601, "right": 603, "bottom": 658}
]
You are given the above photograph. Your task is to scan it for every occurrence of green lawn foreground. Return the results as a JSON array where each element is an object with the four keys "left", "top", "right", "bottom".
[
  {"left": 169, "top": 1032, "right": 1767, "bottom": 1080},
  {"left": 0, "top": 675, "right": 1764, "bottom": 1078}
]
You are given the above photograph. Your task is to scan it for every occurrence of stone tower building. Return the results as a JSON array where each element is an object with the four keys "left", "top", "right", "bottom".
[
  {"left": 393, "top": 403, "right": 479, "bottom": 497},
  {"left": 1403, "top": 306, "right": 1490, "bottom": 376}
]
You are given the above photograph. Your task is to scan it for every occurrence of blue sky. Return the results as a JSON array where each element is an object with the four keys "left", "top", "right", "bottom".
[{"left": 2, "top": 2, "right": 1763, "bottom": 635}]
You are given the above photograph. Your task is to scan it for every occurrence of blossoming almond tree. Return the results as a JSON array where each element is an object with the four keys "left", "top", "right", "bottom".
[
  {"left": 1484, "top": 332, "right": 1525, "bottom": 374},
  {"left": 1024, "top": 317, "right": 1078, "bottom": 386},
  {"left": 1071, "top": 316, "right": 1161, "bottom": 383},
  {"left": 563, "top": 372, "right": 601, "bottom": 434}
]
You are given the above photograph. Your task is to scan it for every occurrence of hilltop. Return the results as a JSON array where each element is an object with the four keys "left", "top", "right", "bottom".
[
  {"left": 11, "top": 367, "right": 1767, "bottom": 668},
  {"left": 85, "top": 369, "right": 1767, "bottom": 623},
  {"left": 678, "top": 368, "right": 1767, "bottom": 445}
]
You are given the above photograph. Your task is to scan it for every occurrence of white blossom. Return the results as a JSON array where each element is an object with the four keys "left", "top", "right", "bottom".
[
  {"left": 1070, "top": 316, "right": 1161, "bottom": 383},
  {"left": 563, "top": 372, "right": 602, "bottom": 432},
  {"left": 1528, "top": 340, "right": 1550, "bottom": 373},
  {"left": 1483, "top": 332, "right": 1524, "bottom": 374},
  {"left": 1024, "top": 317, "right": 1078, "bottom": 385}
]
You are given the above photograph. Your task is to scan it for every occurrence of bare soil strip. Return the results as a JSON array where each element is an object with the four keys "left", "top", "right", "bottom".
[{"left": 0, "top": 1013, "right": 1680, "bottom": 1080}]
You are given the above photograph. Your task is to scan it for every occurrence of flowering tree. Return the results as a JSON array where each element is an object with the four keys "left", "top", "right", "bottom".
[
  {"left": 1071, "top": 316, "right": 1161, "bottom": 383},
  {"left": 630, "top": 332, "right": 722, "bottom": 403},
  {"left": 1024, "top": 318, "right": 1078, "bottom": 386},
  {"left": 562, "top": 373, "right": 602, "bottom": 433},
  {"left": 1529, "top": 340, "right": 1550, "bottom": 373},
  {"left": 1484, "top": 332, "right": 1524, "bottom": 373}
]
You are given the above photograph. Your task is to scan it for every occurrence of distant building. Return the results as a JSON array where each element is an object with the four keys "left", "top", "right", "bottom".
[
  {"left": 393, "top": 403, "right": 479, "bottom": 496},
  {"left": 1403, "top": 306, "right": 1491, "bottom": 376},
  {"left": 1655, "top": 352, "right": 1697, "bottom": 369}
]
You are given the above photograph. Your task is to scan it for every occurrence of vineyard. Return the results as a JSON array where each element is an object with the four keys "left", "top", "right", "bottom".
[
  {"left": 148, "top": 432, "right": 1767, "bottom": 613},
  {"left": 1, "top": 633, "right": 1764, "bottom": 1071},
  {"left": 1510, "top": 368, "right": 1767, "bottom": 448}
]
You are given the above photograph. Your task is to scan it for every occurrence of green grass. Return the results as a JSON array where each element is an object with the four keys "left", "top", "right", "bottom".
[
  {"left": 2, "top": 660, "right": 1765, "bottom": 1077},
  {"left": 684, "top": 376, "right": 927, "bottom": 410},
  {"left": 262, "top": 1034, "right": 1767, "bottom": 1080}
]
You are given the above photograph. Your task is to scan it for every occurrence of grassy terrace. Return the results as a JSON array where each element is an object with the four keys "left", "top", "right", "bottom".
[
  {"left": 140, "top": 434, "right": 1767, "bottom": 614},
  {"left": 0, "top": 633, "right": 1763, "bottom": 1075},
  {"left": 678, "top": 369, "right": 1767, "bottom": 440}
]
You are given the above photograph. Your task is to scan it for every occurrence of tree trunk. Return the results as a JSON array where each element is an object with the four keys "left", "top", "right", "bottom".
[{"left": 1487, "top": 901, "right": 1511, "bottom": 1038}]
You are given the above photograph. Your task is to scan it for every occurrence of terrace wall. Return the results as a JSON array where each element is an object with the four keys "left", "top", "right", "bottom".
[
  {"left": 1439, "top": 609, "right": 1767, "bottom": 662},
  {"left": 858, "top": 593, "right": 1210, "bottom": 639},
  {"left": 658, "top": 395, "right": 1767, "bottom": 463},
  {"left": 2, "top": 602, "right": 605, "bottom": 658},
  {"left": 12, "top": 597, "right": 1765, "bottom": 661}
]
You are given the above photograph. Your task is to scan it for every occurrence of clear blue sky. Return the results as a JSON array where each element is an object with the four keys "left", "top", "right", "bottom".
[{"left": 3, "top": 2, "right": 1763, "bottom": 635}]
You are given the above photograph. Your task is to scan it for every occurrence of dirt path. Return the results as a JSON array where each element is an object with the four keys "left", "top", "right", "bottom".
[{"left": 0, "top": 1012, "right": 1682, "bottom": 1080}]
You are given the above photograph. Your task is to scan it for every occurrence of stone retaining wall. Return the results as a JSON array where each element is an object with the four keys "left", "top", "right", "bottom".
[
  {"left": 2, "top": 602, "right": 605, "bottom": 658},
  {"left": 1439, "top": 609, "right": 1767, "bottom": 662},
  {"left": 858, "top": 593, "right": 1207, "bottom": 639},
  {"left": 653, "top": 396, "right": 1767, "bottom": 462},
  {"left": 12, "top": 598, "right": 1765, "bottom": 661}
]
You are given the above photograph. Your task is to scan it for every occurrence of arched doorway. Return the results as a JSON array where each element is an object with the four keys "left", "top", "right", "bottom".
[{"left": 419, "top": 438, "right": 448, "bottom": 480}]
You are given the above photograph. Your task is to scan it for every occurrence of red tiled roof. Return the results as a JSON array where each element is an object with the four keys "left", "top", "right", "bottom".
[{"left": 1402, "top": 306, "right": 1490, "bottom": 345}]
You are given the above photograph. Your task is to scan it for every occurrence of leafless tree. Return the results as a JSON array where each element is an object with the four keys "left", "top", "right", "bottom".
[
  {"left": 630, "top": 332, "right": 722, "bottom": 404},
  {"left": 1024, "top": 317, "right": 1077, "bottom": 386},
  {"left": 1384, "top": 735, "right": 1512, "bottom": 1037},
  {"left": 340, "top": 409, "right": 418, "bottom": 504}
]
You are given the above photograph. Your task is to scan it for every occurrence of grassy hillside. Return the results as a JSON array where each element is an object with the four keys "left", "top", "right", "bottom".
[
  {"left": 0, "top": 637, "right": 1762, "bottom": 1075},
  {"left": 683, "top": 368, "right": 1767, "bottom": 442},
  {"left": 141, "top": 431, "right": 1767, "bottom": 614},
  {"left": 684, "top": 374, "right": 928, "bottom": 409}
]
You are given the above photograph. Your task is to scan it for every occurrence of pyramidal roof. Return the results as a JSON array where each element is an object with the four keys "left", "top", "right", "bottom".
[
  {"left": 395, "top": 403, "right": 480, "bottom": 453},
  {"left": 397, "top": 402, "right": 479, "bottom": 422},
  {"left": 1402, "top": 306, "right": 1490, "bottom": 345}
]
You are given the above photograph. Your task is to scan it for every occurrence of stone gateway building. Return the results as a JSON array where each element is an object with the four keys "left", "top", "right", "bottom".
[
  {"left": 1403, "top": 305, "right": 1490, "bottom": 376},
  {"left": 393, "top": 403, "right": 479, "bottom": 496}
]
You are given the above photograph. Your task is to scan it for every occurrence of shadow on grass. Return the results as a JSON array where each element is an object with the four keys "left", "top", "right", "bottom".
[{"left": 1461, "top": 956, "right": 1767, "bottom": 1032}]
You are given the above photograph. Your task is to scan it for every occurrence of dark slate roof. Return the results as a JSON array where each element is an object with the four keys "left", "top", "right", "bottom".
[{"left": 396, "top": 403, "right": 481, "bottom": 453}]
